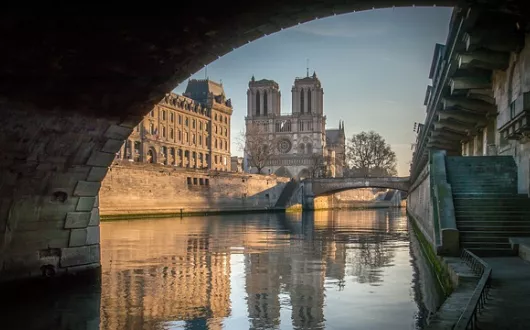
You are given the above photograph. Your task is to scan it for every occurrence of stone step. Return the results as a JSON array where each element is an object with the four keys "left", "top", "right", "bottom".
[
  {"left": 453, "top": 199, "right": 530, "bottom": 206},
  {"left": 457, "top": 225, "right": 530, "bottom": 232},
  {"left": 461, "top": 241, "right": 513, "bottom": 249},
  {"left": 465, "top": 247, "right": 517, "bottom": 257},
  {"left": 460, "top": 235, "right": 509, "bottom": 243},
  {"left": 458, "top": 220, "right": 530, "bottom": 226},
  {"left": 454, "top": 205, "right": 530, "bottom": 210},
  {"left": 455, "top": 209, "right": 530, "bottom": 214},
  {"left": 459, "top": 230, "right": 530, "bottom": 237},
  {"left": 452, "top": 193, "right": 525, "bottom": 198}
]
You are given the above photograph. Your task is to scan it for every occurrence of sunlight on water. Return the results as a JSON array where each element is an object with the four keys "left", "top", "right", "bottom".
[
  {"left": 98, "top": 209, "right": 440, "bottom": 330},
  {"left": 1, "top": 209, "right": 443, "bottom": 330}
]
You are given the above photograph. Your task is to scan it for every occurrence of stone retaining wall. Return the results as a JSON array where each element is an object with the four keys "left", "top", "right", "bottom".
[{"left": 99, "top": 161, "right": 290, "bottom": 218}]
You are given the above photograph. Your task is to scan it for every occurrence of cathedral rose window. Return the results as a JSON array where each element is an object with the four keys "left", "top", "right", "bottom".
[{"left": 277, "top": 139, "right": 292, "bottom": 154}]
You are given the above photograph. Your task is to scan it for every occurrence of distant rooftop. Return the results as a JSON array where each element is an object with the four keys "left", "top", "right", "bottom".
[{"left": 184, "top": 79, "right": 226, "bottom": 104}]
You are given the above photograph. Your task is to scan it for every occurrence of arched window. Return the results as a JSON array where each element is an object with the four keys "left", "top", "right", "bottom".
[
  {"left": 300, "top": 88, "right": 304, "bottom": 113},
  {"left": 306, "top": 143, "right": 313, "bottom": 154},
  {"left": 263, "top": 91, "right": 268, "bottom": 115},
  {"left": 307, "top": 89, "right": 312, "bottom": 113},
  {"left": 256, "top": 90, "right": 260, "bottom": 116}
]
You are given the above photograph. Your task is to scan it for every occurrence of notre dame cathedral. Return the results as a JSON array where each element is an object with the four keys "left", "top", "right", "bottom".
[{"left": 244, "top": 72, "right": 345, "bottom": 178}]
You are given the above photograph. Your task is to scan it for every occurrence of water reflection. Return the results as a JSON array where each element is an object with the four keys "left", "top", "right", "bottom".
[
  {"left": 98, "top": 209, "right": 428, "bottom": 330},
  {"left": 1, "top": 209, "right": 442, "bottom": 330}
]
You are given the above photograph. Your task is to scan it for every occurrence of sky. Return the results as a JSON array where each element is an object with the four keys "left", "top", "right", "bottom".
[{"left": 173, "top": 6, "right": 453, "bottom": 176}]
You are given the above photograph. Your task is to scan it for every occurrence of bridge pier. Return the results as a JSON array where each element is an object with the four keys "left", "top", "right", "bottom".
[{"left": 0, "top": 102, "right": 134, "bottom": 282}]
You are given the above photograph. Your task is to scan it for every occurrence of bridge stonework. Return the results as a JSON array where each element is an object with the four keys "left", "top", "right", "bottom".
[
  {"left": 302, "top": 177, "right": 410, "bottom": 209},
  {"left": 0, "top": 1, "right": 526, "bottom": 282}
]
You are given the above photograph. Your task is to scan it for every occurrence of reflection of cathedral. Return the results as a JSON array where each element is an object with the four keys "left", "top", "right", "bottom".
[{"left": 245, "top": 73, "right": 345, "bottom": 178}]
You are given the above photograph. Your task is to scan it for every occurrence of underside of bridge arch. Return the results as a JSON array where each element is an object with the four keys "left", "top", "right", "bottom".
[{"left": 3, "top": 1, "right": 528, "bottom": 281}]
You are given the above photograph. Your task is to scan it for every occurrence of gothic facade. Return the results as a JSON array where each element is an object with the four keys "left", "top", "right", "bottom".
[
  {"left": 245, "top": 73, "right": 345, "bottom": 178},
  {"left": 118, "top": 79, "right": 233, "bottom": 171}
]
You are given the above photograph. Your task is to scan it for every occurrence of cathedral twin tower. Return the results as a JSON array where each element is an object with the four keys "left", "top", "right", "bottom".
[
  {"left": 247, "top": 71, "right": 324, "bottom": 117},
  {"left": 245, "top": 72, "right": 345, "bottom": 179}
]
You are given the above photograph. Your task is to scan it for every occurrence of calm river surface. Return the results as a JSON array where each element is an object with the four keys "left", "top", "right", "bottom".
[{"left": 3, "top": 209, "right": 444, "bottom": 330}]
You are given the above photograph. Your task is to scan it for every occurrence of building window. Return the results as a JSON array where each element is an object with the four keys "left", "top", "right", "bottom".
[
  {"left": 256, "top": 90, "right": 260, "bottom": 116},
  {"left": 205, "top": 178, "right": 209, "bottom": 186},
  {"left": 263, "top": 91, "right": 268, "bottom": 115},
  {"left": 215, "top": 125, "right": 218, "bottom": 134},
  {"left": 307, "top": 89, "right": 312, "bottom": 113},
  {"left": 185, "top": 132, "right": 189, "bottom": 142},
  {"left": 170, "top": 128, "right": 174, "bottom": 139},
  {"left": 185, "top": 118, "right": 189, "bottom": 126},
  {"left": 510, "top": 100, "right": 516, "bottom": 119},
  {"left": 150, "top": 123, "right": 156, "bottom": 134},
  {"left": 225, "top": 117, "right": 228, "bottom": 124},
  {"left": 161, "top": 110, "right": 166, "bottom": 120},
  {"left": 300, "top": 88, "right": 304, "bottom": 113},
  {"left": 170, "top": 112, "right": 174, "bottom": 123},
  {"left": 199, "top": 122, "right": 203, "bottom": 130},
  {"left": 215, "top": 139, "right": 218, "bottom": 149},
  {"left": 187, "top": 177, "right": 192, "bottom": 185},
  {"left": 215, "top": 113, "right": 218, "bottom": 121},
  {"left": 215, "top": 155, "right": 218, "bottom": 164},
  {"left": 205, "top": 125, "right": 208, "bottom": 133},
  {"left": 192, "top": 119, "right": 196, "bottom": 129},
  {"left": 199, "top": 135, "right": 202, "bottom": 146},
  {"left": 178, "top": 130, "right": 182, "bottom": 141},
  {"left": 193, "top": 178, "right": 198, "bottom": 185},
  {"left": 225, "top": 127, "right": 228, "bottom": 136},
  {"left": 178, "top": 115, "right": 182, "bottom": 124},
  {"left": 150, "top": 110, "right": 154, "bottom": 117},
  {"left": 192, "top": 134, "right": 196, "bottom": 144},
  {"left": 162, "top": 126, "right": 166, "bottom": 138},
  {"left": 199, "top": 178, "right": 204, "bottom": 185}
]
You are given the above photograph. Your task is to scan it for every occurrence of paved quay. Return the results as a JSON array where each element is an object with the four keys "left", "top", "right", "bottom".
[{"left": 477, "top": 257, "right": 530, "bottom": 330}]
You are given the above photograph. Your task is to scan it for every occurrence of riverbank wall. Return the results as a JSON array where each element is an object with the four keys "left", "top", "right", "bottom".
[
  {"left": 100, "top": 162, "right": 404, "bottom": 219},
  {"left": 99, "top": 161, "right": 290, "bottom": 219}
]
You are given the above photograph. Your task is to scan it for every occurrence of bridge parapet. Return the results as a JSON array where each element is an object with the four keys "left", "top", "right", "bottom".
[{"left": 306, "top": 177, "right": 410, "bottom": 197}]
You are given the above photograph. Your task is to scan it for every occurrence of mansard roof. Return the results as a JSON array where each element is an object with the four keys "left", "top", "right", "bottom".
[{"left": 184, "top": 79, "right": 226, "bottom": 103}]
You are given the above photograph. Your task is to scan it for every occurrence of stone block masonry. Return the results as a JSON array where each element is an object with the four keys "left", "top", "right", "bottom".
[{"left": 99, "top": 161, "right": 290, "bottom": 218}]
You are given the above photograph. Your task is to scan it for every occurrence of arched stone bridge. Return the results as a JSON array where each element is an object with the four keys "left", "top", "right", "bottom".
[
  {"left": 1, "top": 0, "right": 525, "bottom": 282},
  {"left": 305, "top": 177, "right": 411, "bottom": 196}
]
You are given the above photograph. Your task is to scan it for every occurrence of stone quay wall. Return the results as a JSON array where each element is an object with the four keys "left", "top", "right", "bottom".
[
  {"left": 99, "top": 161, "right": 290, "bottom": 218},
  {"left": 407, "top": 162, "right": 436, "bottom": 247}
]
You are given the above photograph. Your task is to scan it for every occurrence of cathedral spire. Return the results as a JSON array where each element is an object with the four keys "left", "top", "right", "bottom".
[{"left": 306, "top": 58, "right": 309, "bottom": 77}]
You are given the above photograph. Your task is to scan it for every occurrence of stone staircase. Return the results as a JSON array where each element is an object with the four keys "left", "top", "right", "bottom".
[
  {"left": 445, "top": 156, "right": 530, "bottom": 256},
  {"left": 274, "top": 180, "right": 298, "bottom": 209}
]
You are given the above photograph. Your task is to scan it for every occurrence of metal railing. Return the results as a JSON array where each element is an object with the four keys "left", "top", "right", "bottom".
[{"left": 453, "top": 249, "right": 492, "bottom": 330}]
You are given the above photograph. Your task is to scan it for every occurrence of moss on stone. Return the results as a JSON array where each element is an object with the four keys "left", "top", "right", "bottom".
[{"left": 408, "top": 211, "right": 454, "bottom": 297}]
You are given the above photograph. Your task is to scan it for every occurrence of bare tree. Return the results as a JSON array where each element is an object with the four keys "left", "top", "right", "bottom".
[
  {"left": 308, "top": 153, "right": 328, "bottom": 178},
  {"left": 238, "top": 123, "right": 277, "bottom": 174},
  {"left": 346, "top": 131, "right": 397, "bottom": 177}
]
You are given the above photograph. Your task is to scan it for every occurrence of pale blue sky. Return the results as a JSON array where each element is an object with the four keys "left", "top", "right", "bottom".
[{"left": 174, "top": 6, "right": 453, "bottom": 176}]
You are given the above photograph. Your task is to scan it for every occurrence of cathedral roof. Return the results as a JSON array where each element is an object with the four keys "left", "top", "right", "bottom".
[
  {"left": 184, "top": 79, "right": 226, "bottom": 104},
  {"left": 326, "top": 129, "right": 344, "bottom": 144}
]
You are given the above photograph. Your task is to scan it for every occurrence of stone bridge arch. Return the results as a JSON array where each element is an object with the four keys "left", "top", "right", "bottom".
[
  {"left": 0, "top": 0, "right": 508, "bottom": 281},
  {"left": 307, "top": 177, "right": 411, "bottom": 196}
]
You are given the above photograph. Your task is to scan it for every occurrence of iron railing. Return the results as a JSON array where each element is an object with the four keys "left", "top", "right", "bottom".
[{"left": 453, "top": 249, "right": 492, "bottom": 330}]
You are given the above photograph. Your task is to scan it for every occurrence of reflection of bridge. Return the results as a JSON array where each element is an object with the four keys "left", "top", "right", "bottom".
[{"left": 307, "top": 177, "right": 410, "bottom": 196}]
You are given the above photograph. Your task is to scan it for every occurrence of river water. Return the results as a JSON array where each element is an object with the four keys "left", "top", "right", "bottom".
[{"left": 2, "top": 209, "right": 444, "bottom": 330}]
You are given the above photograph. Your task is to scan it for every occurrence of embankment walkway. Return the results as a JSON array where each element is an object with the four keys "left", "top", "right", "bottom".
[{"left": 477, "top": 257, "right": 530, "bottom": 330}]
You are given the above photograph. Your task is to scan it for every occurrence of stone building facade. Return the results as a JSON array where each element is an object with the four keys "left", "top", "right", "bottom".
[
  {"left": 244, "top": 72, "right": 346, "bottom": 178},
  {"left": 117, "top": 79, "right": 233, "bottom": 171}
]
